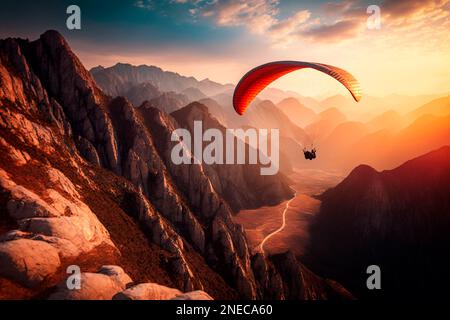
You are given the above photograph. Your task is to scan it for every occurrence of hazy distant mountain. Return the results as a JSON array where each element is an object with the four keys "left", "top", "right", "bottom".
[
  {"left": 366, "top": 110, "right": 404, "bottom": 132},
  {"left": 199, "top": 97, "right": 309, "bottom": 142},
  {"left": 307, "top": 146, "right": 450, "bottom": 298},
  {"left": 305, "top": 107, "right": 347, "bottom": 142},
  {"left": 258, "top": 87, "right": 295, "bottom": 104},
  {"left": 383, "top": 93, "right": 449, "bottom": 114},
  {"left": 321, "top": 121, "right": 369, "bottom": 156},
  {"left": 182, "top": 87, "right": 207, "bottom": 101},
  {"left": 320, "top": 93, "right": 450, "bottom": 123},
  {"left": 258, "top": 88, "right": 322, "bottom": 111},
  {"left": 293, "top": 93, "right": 450, "bottom": 174},
  {"left": 246, "top": 100, "right": 309, "bottom": 142},
  {"left": 277, "top": 98, "right": 318, "bottom": 127},
  {"left": 320, "top": 94, "right": 390, "bottom": 122},
  {"left": 141, "top": 91, "right": 190, "bottom": 114},
  {"left": 406, "top": 95, "right": 450, "bottom": 121},
  {"left": 350, "top": 114, "right": 450, "bottom": 171},
  {"left": 123, "top": 82, "right": 161, "bottom": 105}
]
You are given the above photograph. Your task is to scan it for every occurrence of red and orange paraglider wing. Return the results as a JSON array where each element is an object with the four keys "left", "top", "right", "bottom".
[{"left": 233, "top": 61, "right": 361, "bottom": 115}]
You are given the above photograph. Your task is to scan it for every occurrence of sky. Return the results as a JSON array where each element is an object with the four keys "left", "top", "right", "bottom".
[{"left": 1, "top": 0, "right": 449, "bottom": 98}]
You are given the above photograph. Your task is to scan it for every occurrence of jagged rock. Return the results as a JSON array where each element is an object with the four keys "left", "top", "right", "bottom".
[
  {"left": 252, "top": 253, "right": 285, "bottom": 300},
  {"left": 0, "top": 168, "right": 116, "bottom": 258},
  {"left": 75, "top": 136, "right": 101, "bottom": 166},
  {"left": 107, "top": 97, "right": 206, "bottom": 253},
  {"left": 27, "top": 30, "right": 121, "bottom": 172},
  {"left": 0, "top": 239, "right": 61, "bottom": 287},
  {"left": 97, "top": 265, "right": 133, "bottom": 287},
  {"left": 48, "top": 266, "right": 132, "bottom": 300}
]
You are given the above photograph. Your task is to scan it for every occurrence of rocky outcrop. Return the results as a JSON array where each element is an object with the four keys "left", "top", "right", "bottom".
[
  {"left": 49, "top": 265, "right": 212, "bottom": 300},
  {"left": 0, "top": 239, "right": 61, "bottom": 287},
  {"left": 114, "top": 283, "right": 182, "bottom": 300},
  {"left": 251, "top": 251, "right": 353, "bottom": 300},
  {"left": 113, "top": 282, "right": 213, "bottom": 300},
  {"left": 49, "top": 265, "right": 132, "bottom": 300}
]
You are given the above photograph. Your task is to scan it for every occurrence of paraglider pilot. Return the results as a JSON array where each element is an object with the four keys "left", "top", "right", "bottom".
[{"left": 303, "top": 147, "right": 316, "bottom": 160}]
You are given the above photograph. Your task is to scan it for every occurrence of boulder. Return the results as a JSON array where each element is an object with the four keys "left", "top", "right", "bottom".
[
  {"left": 48, "top": 266, "right": 132, "bottom": 300},
  {"left": 113, "top": 283, "right": 213, "bottom": 300},
  {"left": 171, "top": 290, "right": 213, "bottom": 300},
  {"left": 113, "top": 283, "right": 182, "bottom": 300},
  {"left": 0, "top": 239, "right": 61, "bottom": 287}
]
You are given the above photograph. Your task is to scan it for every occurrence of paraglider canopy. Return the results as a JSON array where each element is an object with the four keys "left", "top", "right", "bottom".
[{"left": 233, "top": 61, "right": 361, "bottom": 115}]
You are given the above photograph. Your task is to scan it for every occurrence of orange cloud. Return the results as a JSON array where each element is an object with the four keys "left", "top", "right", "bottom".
[{"left": 301, "top": 19, "right": 362, "bottom": 43}]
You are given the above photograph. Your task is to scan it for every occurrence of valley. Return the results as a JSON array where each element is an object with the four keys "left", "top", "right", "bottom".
[{"left": 234, "top": 169, "right": 343, "bottom": 257}]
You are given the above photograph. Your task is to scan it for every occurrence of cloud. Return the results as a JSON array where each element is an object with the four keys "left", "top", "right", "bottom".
[
  {"left": 269, "top": 10, "right": 311, "bottom": 36},
  {"left": 134, "top": 0, "right": 154, "bottom": 10},
  {"left": 312, "top": 0, "right": 450, "bottom": 45},
  {"left": 328, "top": 0, "right": 450, "bottom": 29},
  {"left": 322, "top": 0, "right": 358, "bottom": 15},
  {"left": 302, "top": 19, "right": 362, "bottom": 42},
  {"left": 199, "top": 0, "right": 280, "bottom": 34},
  {"left": 134, "top": 0, "right": 450, "bottom": 48},
  {"left": 382, "top": 0, "right": 447, "bottom": 18},
  {"left": 194, "top": 0, "right": 315, "bottom": 46},
  {"left": 191, "top": 0, "right": 367, "bottom": 46}
]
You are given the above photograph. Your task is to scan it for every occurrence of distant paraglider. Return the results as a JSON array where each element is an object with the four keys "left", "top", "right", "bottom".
[{"left": 232, "top": 61, "right": 362, "bottom": 160}]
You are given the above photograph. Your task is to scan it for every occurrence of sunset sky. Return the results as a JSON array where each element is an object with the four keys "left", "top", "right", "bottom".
[{"left": 1, "top": 0, "right": 449, "bottom": 97}]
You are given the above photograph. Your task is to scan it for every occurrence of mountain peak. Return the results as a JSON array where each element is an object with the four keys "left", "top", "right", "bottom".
[
  {"left": 40, "top": 29, "right": 66, "bottom": 42},
  {"left": 279, "top": 97, "right": 302, "bottom": 106},
  {"left": 257, "top": 99, "right": 277, "bottom": 109},
  {"left": 90, "top": 65, "right": 105, "bottom": 73},
  {"left": 170, "top": 101, "right": 211, "bottom": 121},
  {"left": 348, "top": 164, "right": 378, "bottom": 178}
]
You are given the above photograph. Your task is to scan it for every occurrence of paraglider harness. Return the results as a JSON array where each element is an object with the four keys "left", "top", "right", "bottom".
[{"left": 303, "top": 147, "right": 317, "bottom": 160}]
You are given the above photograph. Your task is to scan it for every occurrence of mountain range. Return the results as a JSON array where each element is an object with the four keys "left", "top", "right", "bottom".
[
  {"left": 90, "top": 61, "right": 450, "bottom": 177},
  {"left": 0, "top": 30, "right": 351, "bottom": 300}
]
